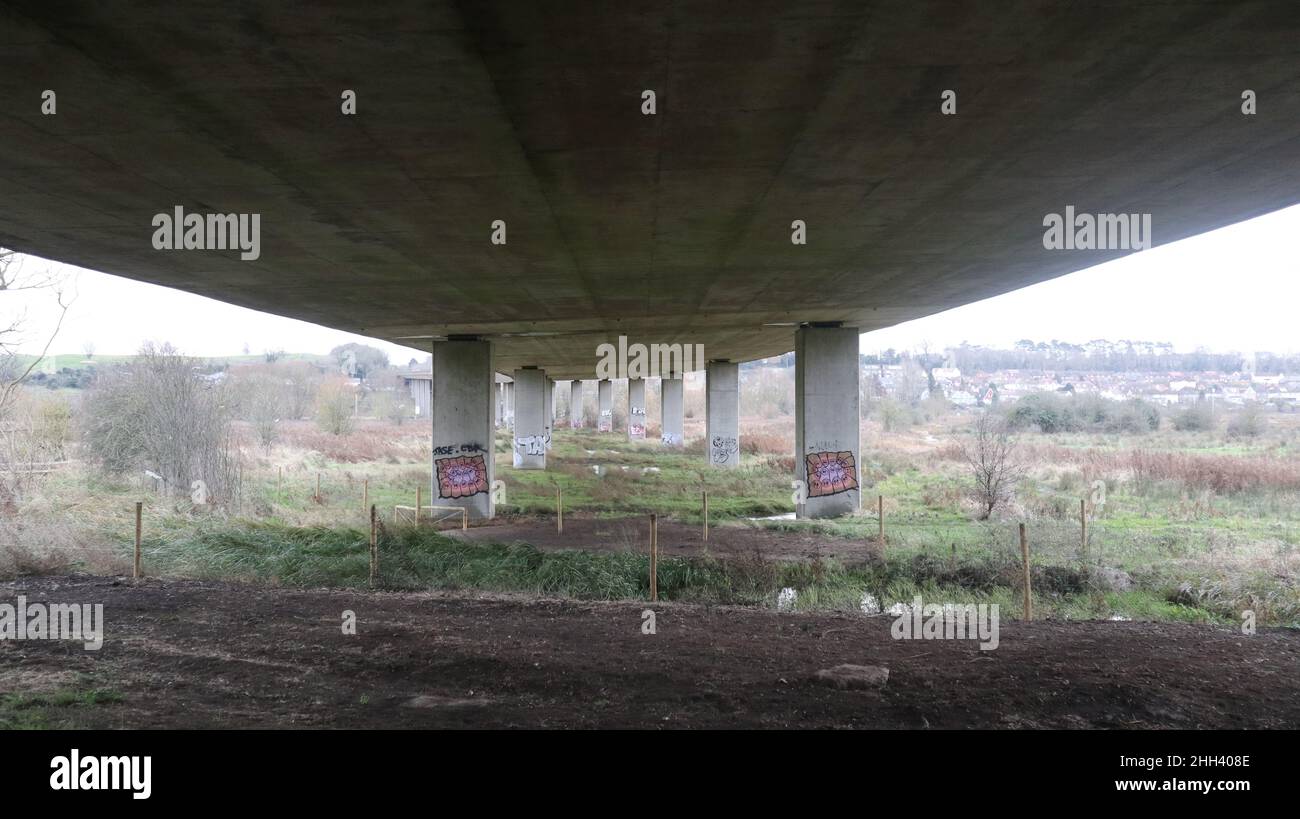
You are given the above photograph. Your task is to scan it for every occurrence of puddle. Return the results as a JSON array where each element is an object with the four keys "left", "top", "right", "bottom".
[{"left": 746, "top": 512, "right": 797, "bottom": 521}]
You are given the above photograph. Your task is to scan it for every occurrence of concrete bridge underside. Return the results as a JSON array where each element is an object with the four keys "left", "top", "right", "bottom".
[
  {"left": 1, "top": 1, "right": 1299, "bottom": 380},
  {"left": 4, "top": 1, "right": 1300, "bottom": 518}
]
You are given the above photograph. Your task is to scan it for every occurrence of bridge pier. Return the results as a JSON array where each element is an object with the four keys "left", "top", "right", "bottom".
[
  {"left": 795, "top": 325, "right": 860, "bottom": 518},
  {"left": 504, "top": 381, "right": 514, "bottom": 429},
  {"left": 430, "top": 339, "right": 495, "bottom": 520},
  {"left": 545, "top": 376, "right": 555, "bottom": 451},
  {"left": 660, "top": 374, "right": 683, "bottom": 446},
  {"left": 597, "top": 379, "right": 613, "bottom": 432},
  {"left": 628, "top": 378, "right": 647, "bottom": 440},
  {"left": 706, "top": 361, "right": 740, "bottom": 468},
  {"left": 570, "top": 380, "right": 584, "bottom": 428},
  {"left": 512, "top": 368, "right": 548, "bottom": 469}
]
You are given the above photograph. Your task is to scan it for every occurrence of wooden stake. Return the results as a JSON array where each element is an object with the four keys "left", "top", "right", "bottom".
[
  {"left": 133, "top": 501, "right": 142, "bottom": 579},
  {"left": 556, "top": 487, "right": 563, "bottom": 533},
  {"left": 1080, "top": 497, "right": 1088, "bottom": 559},
  {"left": 415, "top": 484, "right": 422, "bottom": 523},
  {"left": 461, "top": 508, "right": 468, "bottom": 532},
  {"left": 702, "top": 490, "right": 709, "bottom": 542},
  {"left": 277, "top": 466, "right": 282, "bottom": 500},
  {"left": 315, "top": 473, "right": 321, "bottom": 504},
  {"left": 1019, "top": 522, "right": 1032, "bottom": 621},
  {"left": 369, "top": 504, "right": 377, "bottom": 588},
  {"left": 362, "top": 478, "right": 368, "bottom": 513},
  {"left": 878, "top": 495, "right": 885, "bottom": 544},
  {"left": 649, "top": 513, "right": 659, "bottom": 602}
]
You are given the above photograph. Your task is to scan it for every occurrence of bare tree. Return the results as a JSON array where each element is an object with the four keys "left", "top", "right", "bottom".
[
  {"left": 1, "top": 250, "right": 72, "bottom": 509},
  {"left": 315, "top": 378, "right": 355, "bottom": 435},
  {"left": 0, "top": 249, "right": 71, "bottom": 419},
  {"left": 960, "top": 412, "right": 1024, "bottom": 520},
  {"left": 239, "top": 372, "right": 284, "bottom": 451},
  {"left": 81, "top": 342, "right": 240, "bottom": 506}
]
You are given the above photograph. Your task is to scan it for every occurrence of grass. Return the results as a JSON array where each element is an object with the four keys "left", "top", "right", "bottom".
[
  {"left": 80, "top": 516, "right": 1274, "bottom": 626},
  {"left": 0, "top": 679, "right": 124, "bottom": 730},
  {"left": 11, "top": 411, "right": 1300, "bottom": 628}
]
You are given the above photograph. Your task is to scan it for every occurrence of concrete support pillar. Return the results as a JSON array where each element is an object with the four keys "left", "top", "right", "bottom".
[
  {"left": 511, "top": 368, "right": 548, "bottom": 469},
  {"left": 795, "top": 325, "right": 861, "bottom": 518},
  {"left": 505, "top": 381, "right": 515, "bottom": 428},
  {"left": 660, "top": 375, "right": 683, "bottom": 446},
  {"left": 570, "top": 380, "right": 584, "bottom": 428},
  {"left": 628, "top": 378, "right": 646, "bottom": 440},
  {"left": 430, "top": 339, "right": 494, "bottom": 520},
  {"left": 706, "top": 361, "right": 740, "bottom": 468},
  {"left": 597, "top": 379, "right": 613, "bottom": 432},
  {"left": 544, "top": 377, "right": 554, "bottom": 451},
  {"left": 495, "top": 382, "right": 504, "bottom": 428}
]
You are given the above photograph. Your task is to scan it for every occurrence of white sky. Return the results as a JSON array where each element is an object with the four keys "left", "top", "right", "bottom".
[
  {"left": 860, "top": 203, "right": 1300, "bottom": 355},
  {"left": 5, "top": 202, "right": 1300, "bottom": 361}
]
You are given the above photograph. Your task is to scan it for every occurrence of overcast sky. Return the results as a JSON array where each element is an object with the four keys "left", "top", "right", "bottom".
[{"left": 5, "top": 203, "right": 1300, "bottom": 362}]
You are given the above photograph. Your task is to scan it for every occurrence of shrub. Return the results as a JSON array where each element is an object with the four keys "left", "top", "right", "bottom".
[
  {"left": 80, "top": 342, "right": 239, "bottom": 503},
  {"left": 1172, "top": 401, "right": 1215, "bottom": 432},
  {"left": 315, "top": 379, "right": 356, "bottom": 435},
  {"left": 1226, "top": 402, "right": 1264, "bottom": 439}
]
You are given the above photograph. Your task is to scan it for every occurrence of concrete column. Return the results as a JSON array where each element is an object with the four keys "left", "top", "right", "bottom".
[
  {"left": 494, "top": 383, "right": 503, "bottom": 428},
  {"left": 511, "top": 368, "right": 548, "bottom": 469},
  {"left": 597, "top": 379, "right": 613, "bottom": 432},
  {"left": 628, "top": 378, "right": 646, "bottom": 440},
  {"left": 795, "top": 325, "right": 861, "bottom": 518},
  {"left": 660, "top": 375, "right": 684, "bottom": 446},
  {"left": 544, "top": 377, "right": 554, "bottom": 451},
  {"left": 706, "top": 361, "right": 740, "bottom": 468},
  {"left": 505, "top": 381, "right": 515, "bottom": 428},
  {"left": 570, "top": 380, "right": 584, "bottom": 428},
  {"left": 430, "top": 339, "right": 494, "bottom": 520}
]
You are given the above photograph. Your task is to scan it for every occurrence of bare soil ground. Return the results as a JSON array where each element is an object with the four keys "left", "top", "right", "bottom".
[
  {"left": 3, "top": 575, "right": 1297, "bottom": 729},
  {"left": 445, "top": 513, "right": 874, "bottom": 562}
]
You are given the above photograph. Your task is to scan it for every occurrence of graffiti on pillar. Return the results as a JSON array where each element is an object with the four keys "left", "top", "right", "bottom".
[
  {"left": 513, "top": 434, "right": 549, "bottom": 457},
  {"left": 570, "top": 416, "right": 583, "bottom": 429},
  {"left": 432, "top": 442, "right": 486, "bottom": 457},
  {"left": 805, "top": 451, "right": 859, "bottom": 497},
  {"left": 629, "top": 406, "right": 646, "bottom": 439},
  {"left": 661, "top": 432, "right": 682, "bottom": 446},
  {"left": 710, "top": 435, "right": 739, "bottom": 465},
  {"left": 598, "top": 409, "right": 613, "bottom": 432},
  {"left": 435, "top": 453, "right": 489, "bottom": 498}
]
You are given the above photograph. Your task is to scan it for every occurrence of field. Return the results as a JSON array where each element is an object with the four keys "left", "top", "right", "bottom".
[
  {"left": 7, "top": 406, "right": 1300, "bottom": 627},
  {"left": 3, "top": 574, "right": 1297, "bottom": 729},
  {"left": 4, "top": 386, "right": 1300, "bottom": 728}
]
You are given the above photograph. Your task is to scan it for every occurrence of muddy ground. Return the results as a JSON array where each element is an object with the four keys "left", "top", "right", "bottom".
[
  {"left": 445, "top": 513, "right": 874, "bottom": 562},
  {"left": 2, "top": 575, "right": 1297, "bottom": 729}
]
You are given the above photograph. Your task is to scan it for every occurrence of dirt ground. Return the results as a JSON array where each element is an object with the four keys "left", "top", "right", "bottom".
[
  {"left": 445, "top": 513, "right": 875, "bottom": 562},
  {"left": 2, "top": 575, "right": 1297, "bottom": 729}
]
